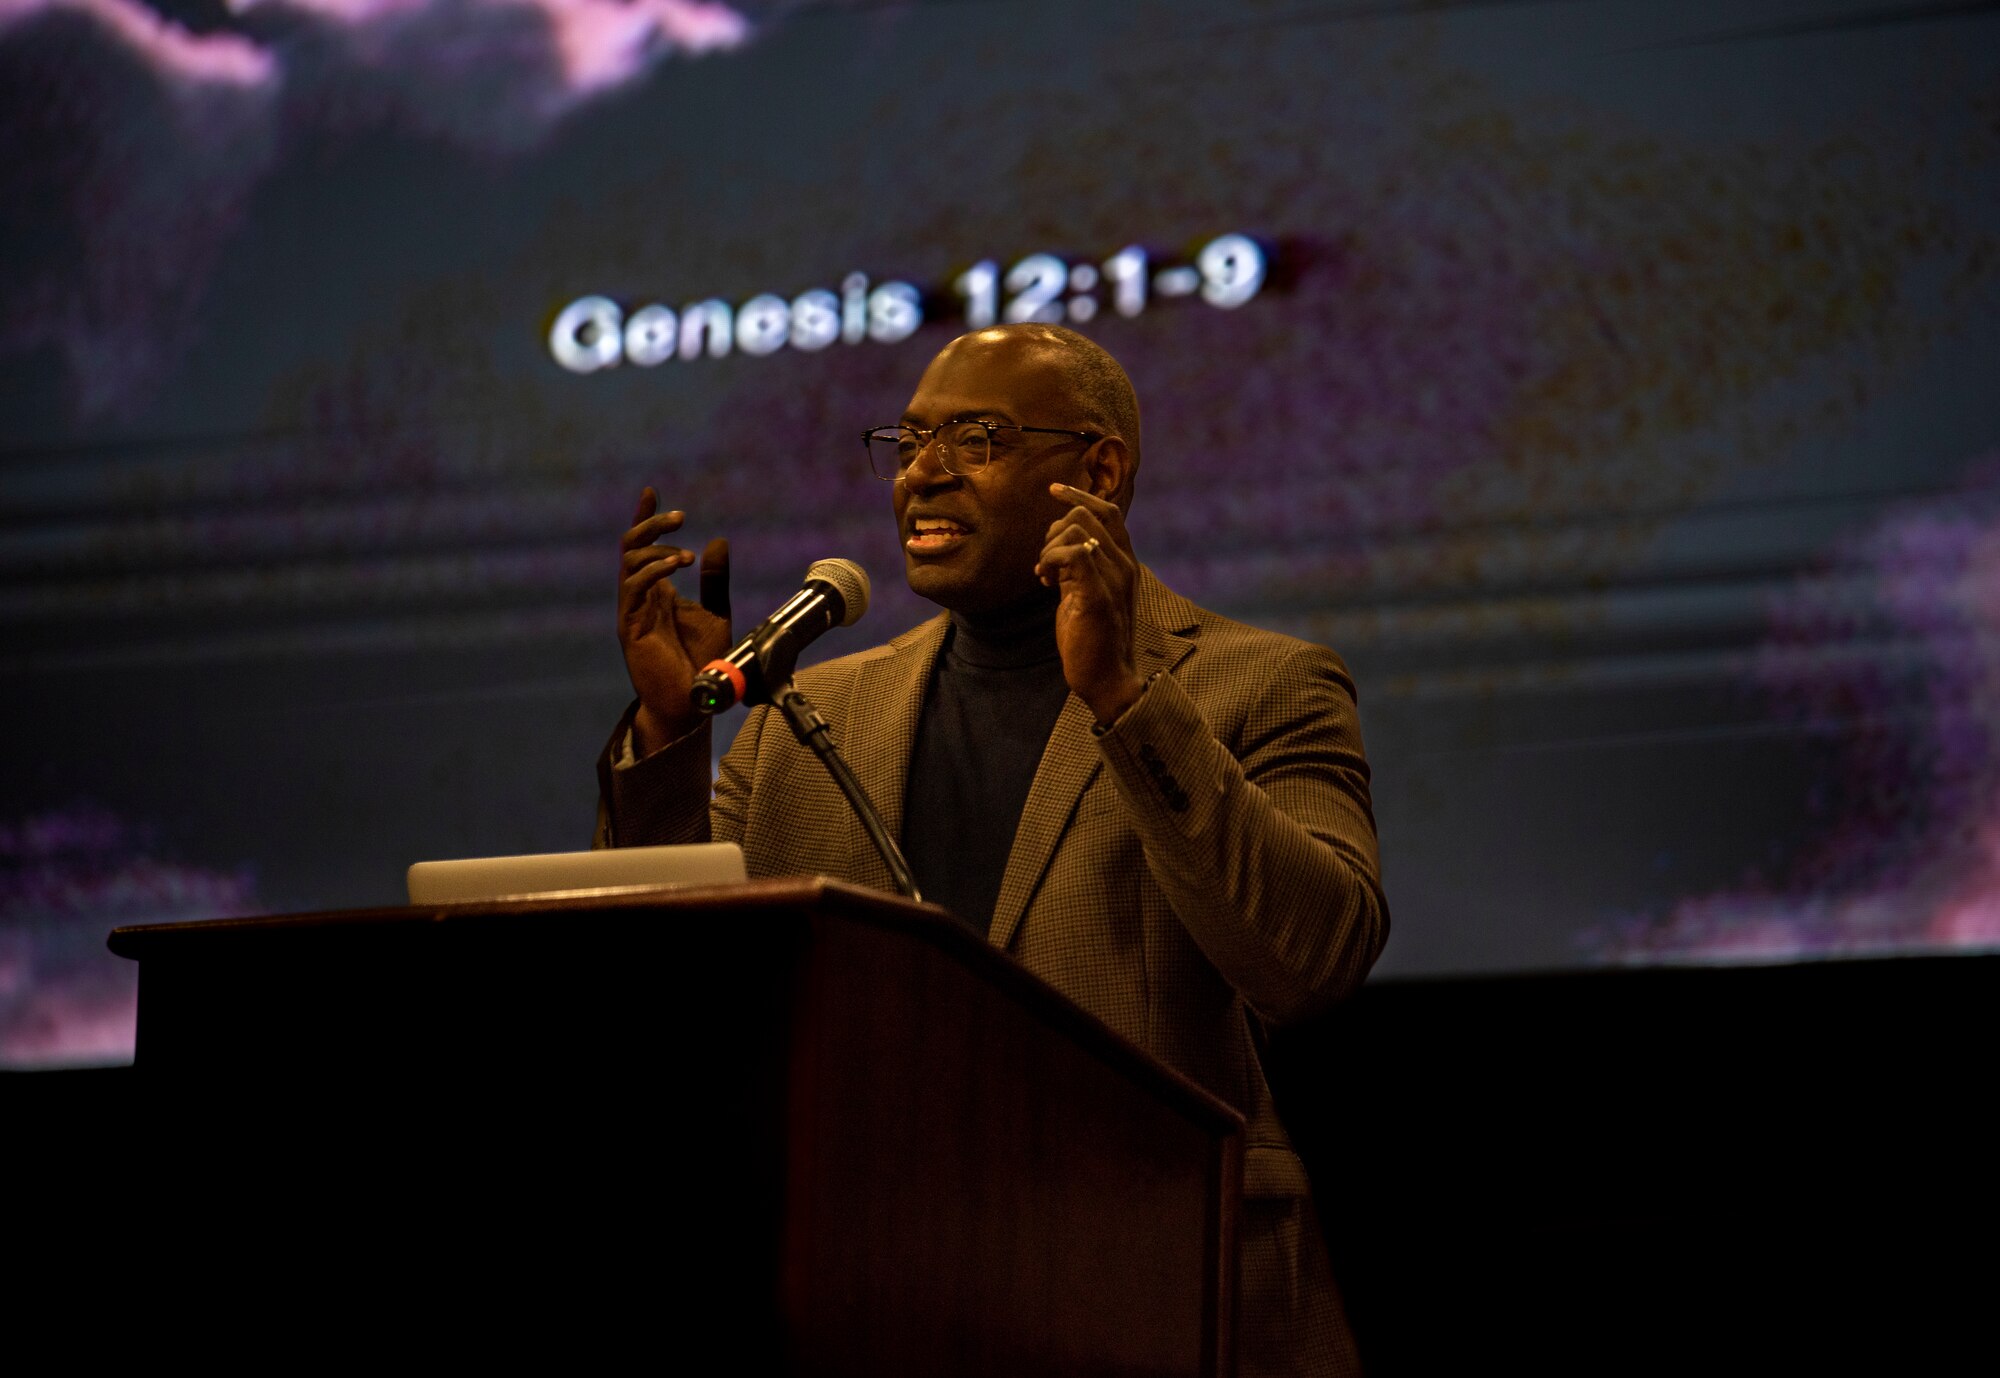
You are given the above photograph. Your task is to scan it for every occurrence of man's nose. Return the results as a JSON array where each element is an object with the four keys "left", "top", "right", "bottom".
[{"left": 900, "top": 434, "right": 957, "bottom": 492}]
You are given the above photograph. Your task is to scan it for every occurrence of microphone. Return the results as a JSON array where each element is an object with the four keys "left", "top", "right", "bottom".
[
  {"left": 690, "top": 556, "right": 916, "bottom": 899},
  {"left": 689, "top": 558, "right": 870, "bottom": 715}
]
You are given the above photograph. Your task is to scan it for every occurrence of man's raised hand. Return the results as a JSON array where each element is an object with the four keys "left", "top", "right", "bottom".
[
  {"left": 618, "top": 486, "right": 732, "bottom": 754},
  {"left": 1036, "top": 482, "right": 1146, "bottom": 727}
]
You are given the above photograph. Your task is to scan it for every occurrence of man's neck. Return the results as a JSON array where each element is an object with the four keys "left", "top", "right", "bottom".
[{"left": 947, "top": 591, "right": 1060, "bottom": 669}]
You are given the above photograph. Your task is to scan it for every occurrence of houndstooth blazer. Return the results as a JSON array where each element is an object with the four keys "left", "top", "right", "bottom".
[{"left": 597, "top": 567, "right": 1387, "bottom": 1375}]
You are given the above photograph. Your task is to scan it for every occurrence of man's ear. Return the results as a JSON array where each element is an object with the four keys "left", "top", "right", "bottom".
[{"left": 1085, "top": 436, "right": 1132, "bottom": 503}]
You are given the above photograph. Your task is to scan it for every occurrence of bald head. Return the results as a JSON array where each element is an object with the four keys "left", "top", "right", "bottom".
[{"left": 930, "top": 323, "right": 1142, "bottom": 506}]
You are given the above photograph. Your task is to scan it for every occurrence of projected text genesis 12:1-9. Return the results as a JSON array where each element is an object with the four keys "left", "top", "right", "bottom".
[{"left": 547, "top": 234, "right": 1268, "bottom": 374}]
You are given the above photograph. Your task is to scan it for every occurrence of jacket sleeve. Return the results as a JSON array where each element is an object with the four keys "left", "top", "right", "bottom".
[
  {"left": 592, "top": 701, "right": 715, "bottom": 848},
  {"left": 1093, "top": 644, "right": 1388, "bottom": 1024},
  {"left": 592, "top": 700, "right": 762, "bottom": 850}
]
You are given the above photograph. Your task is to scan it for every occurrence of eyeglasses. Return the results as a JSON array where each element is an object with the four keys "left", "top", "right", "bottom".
[{"left": 861, "top": 420, "right": 1101, "bottom": 481}]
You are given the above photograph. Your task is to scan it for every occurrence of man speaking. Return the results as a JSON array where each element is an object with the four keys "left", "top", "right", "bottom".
[{"left": 596, "top": 323, "right": 1388, "bottom": 1377}]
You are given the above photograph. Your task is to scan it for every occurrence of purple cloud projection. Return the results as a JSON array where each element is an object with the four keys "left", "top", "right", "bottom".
[
  {"left": 0, "top": 0, "right": 276, "bottom": 80},
  {"left": 0, "top": 0, "right": 751, "bottom": 416},
  {"left": 1589, "top": 457, "right": 2000, "bottom": 963},
  {"left": 224, "top": 0, "right": 749, "bottom": 142},
  {"left": 0, "top": 804, "right": 259, "bottom": 1067},
  {"left": 1, "top": 0, "right": 280, "bottom": 417}
]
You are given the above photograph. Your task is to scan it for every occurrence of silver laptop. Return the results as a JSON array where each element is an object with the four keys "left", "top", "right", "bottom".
[{"left": 406, "top": 842, "right": 747, "bottom": 904}]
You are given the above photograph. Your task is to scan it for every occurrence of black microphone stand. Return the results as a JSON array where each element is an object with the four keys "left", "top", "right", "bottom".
[{"left": 768, "top": 678, "right": 923, "bottom": 903}]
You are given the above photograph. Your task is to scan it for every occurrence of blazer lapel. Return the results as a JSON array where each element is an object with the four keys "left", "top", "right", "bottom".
[
  {"left": 836, "top": 614, "right": 947, "bottom": 887},
  {"left": 988, "top": 692, "right": 1102, "bottom": 948},
  {"left": 988, "top": 569, "right": 1198, "bottom": 949}
]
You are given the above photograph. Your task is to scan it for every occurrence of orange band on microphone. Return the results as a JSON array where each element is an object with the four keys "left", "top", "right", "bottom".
[{"left": 702, "top": 658, "right": 747, "bottom": 703}]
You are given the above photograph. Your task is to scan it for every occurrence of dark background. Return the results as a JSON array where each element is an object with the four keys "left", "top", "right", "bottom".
[{"left": 4, "top": 0, "right": 1998, "bottom": 1065}]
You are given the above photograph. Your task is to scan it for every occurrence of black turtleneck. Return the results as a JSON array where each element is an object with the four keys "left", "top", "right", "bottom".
[{"left": 900, "top": 603, "right": 1073, "bottom": 934}]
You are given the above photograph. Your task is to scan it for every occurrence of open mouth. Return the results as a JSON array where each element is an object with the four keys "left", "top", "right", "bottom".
[{"left": 907, "top": 516, "right": 971, "bottom": 555}]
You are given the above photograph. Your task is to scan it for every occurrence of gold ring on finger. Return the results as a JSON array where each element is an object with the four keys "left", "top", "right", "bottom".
[{"left": 1082, "top": 537, "right": 1100, "bottom": 555}]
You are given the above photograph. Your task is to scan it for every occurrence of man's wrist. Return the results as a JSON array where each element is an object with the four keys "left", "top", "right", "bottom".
[
  {"left": 1083, "top": 670, "right": 1149, "bottom": 730},
  {"left": 631, "top": 702, "right": 697, "bottom": 759}
]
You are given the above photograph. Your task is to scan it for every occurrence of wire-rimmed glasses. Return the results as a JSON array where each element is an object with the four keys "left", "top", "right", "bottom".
[{"left": 862, "top": 421, "right": 1101, "bottom": 481}]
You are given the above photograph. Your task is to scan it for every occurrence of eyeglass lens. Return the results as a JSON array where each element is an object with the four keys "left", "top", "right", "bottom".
[{"left": 870, "top": 423, "right": 990, "bottom": 478}]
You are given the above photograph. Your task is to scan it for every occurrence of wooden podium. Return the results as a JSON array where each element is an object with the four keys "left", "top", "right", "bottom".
[{"left": 110, "top": 878, "right": 1243, "bottom": 1375}]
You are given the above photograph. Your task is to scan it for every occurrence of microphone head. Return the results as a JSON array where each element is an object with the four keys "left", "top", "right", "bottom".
[{"left": 805, "top": 558, "right": 870, "bottom": 627}]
